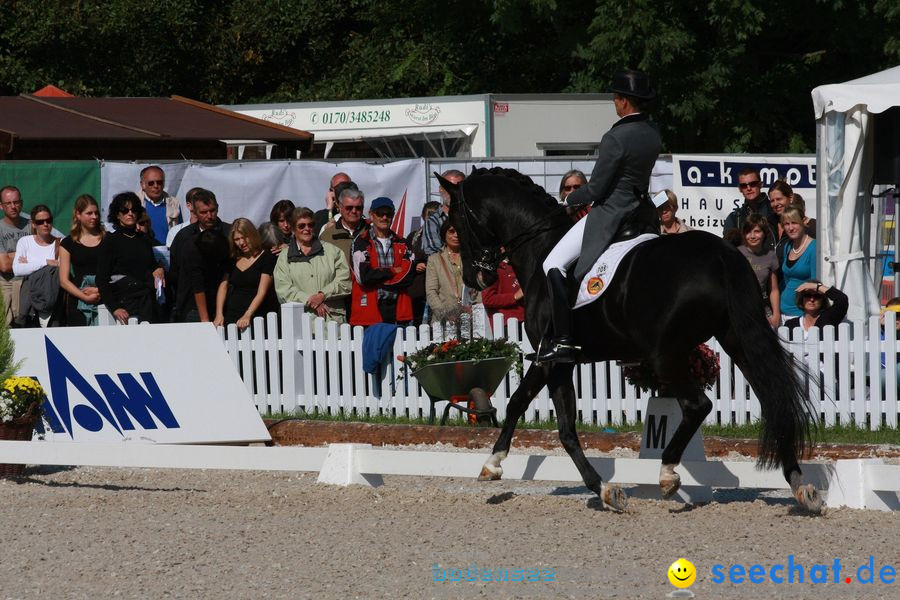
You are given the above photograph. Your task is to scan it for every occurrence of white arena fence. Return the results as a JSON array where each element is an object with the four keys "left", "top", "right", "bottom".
[{"left": 98, "top": 305, "right": 900, "bottom": 430}]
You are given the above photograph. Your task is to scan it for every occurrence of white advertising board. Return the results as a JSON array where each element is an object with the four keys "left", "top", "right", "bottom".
[
  {"left": 11, "top": 324, "right": 270, "bottom": 444},
  {"left": 101, "top": 158, "right": 428, "bottom": 238},
  {"left": 234, "top": 98, "right": 488, "bottom": 156},
  {"left": 672, "top": 154, "right": 816, "bottom": 234}
]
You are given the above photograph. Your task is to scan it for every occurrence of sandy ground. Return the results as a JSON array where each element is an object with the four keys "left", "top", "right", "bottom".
[{"left": 0, "top": 451, "right": 898, "bottom": 600}]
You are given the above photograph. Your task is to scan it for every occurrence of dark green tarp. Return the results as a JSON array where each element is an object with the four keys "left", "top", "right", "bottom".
[{"left": 0, "top": 161, "right": 100, "bottom": 232}]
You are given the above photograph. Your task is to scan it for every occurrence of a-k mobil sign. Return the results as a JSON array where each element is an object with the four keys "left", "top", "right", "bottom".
[{"left": 11, "top": 324, "right": 270, "bottom": 444}]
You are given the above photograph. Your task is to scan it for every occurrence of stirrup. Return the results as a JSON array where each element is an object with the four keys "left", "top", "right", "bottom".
[{"left": 535, "top": 339, "right": 580, "bottom": 364}]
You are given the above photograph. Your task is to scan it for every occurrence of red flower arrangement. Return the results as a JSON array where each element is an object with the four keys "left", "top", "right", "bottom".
[{"left": 622, "top": 343, "right": 720, "bottom": 393}]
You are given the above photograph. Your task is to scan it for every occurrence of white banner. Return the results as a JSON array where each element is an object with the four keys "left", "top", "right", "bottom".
[
  {"left": 671, "top": 155, "right": 816, "bottom": 234},
  {"left": 100, "top": 159, "right": 428, "bottom": 238},
  {"left": 13, "top": 324, "right": 270, "bottom": 444}
]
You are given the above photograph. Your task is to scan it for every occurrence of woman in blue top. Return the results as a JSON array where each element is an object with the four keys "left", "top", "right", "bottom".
[{"left": 779, "top": 206, "right": 816, "bottom": 320}]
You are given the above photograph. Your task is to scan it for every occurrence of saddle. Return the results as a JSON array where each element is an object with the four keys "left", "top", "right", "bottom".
[
  {"left": 609, "top": 187, "right": 660, "bottom": 244},
  {"left": 565, "top": 189, "right": 660, "bottom": 305}
]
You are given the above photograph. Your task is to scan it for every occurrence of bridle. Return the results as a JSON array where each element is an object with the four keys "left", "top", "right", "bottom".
[{"left": 451, "top": 181, "right": 568, "bottom": 274}]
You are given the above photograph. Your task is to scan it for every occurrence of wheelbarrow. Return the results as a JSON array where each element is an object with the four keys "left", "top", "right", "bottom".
[{"left": 411, "top": 357, "right": 513, "bottom": 426}]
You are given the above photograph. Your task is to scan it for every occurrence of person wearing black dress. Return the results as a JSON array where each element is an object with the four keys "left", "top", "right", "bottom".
[
  {"left": 214, "top": 218, "right": 278, "bottom": 331},
  {"left": 96, "top": 192, "right": 165, "bottom": 324},
  {"left": 58, "top": 194, "right": 105, "bottom": 326}
]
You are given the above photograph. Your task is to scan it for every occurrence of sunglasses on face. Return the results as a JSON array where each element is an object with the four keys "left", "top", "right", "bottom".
[
  {"left": 295, "top": 222, "right": 315, "bottom": 230},
  {"left": 119, "top": 207, "right": 137, "bottom": 215},
  {"left": 342, "top": 205, "right": 363, "bottom": 212},
  {"left": 801, "top": 293, "right": 823, "bottom": 301},
  {"left": 738, "top": 180, "right": 762, "bottom": 190},
  {"left": 563, "top": 184, "right": 582, "bottom": 192},
  {"left": 372, "top": 211, "right": 394, "bottom": 219},
  {"left": 144, "top": 180, "right": 164, "bottom": 187},
  {"left": 33, "top": 218, "right": 53, "bottom": 226}
]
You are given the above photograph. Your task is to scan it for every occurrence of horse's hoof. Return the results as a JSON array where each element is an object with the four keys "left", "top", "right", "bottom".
[
  {"left": 478, "top": 465, "right": 502, "bottom": 481},
  {"left": 601, "top": 484, "right": 627, "bottom": 512},
  {"left": 660, "top": 473, "right": 682, "bottom": 499},
  {"left": 794, "top": 484, "right": 824, "bottom": 514}
]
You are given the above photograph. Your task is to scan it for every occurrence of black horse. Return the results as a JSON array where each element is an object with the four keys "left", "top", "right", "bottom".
[{"left": 437, "top": 167, "right": 822, "bottom": 513}]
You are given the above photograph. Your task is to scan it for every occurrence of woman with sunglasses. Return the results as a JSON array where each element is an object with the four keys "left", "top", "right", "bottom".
[
  {"left": 558, "top": 169, "right": 587, "bottom": 202},
  {"left": 559, "top": 169, "right": 589, "bottom": 221},
  {"left": 274, "top": 207, "right": 350, "bottom": 323},
  {"left": 96, "top": 192, "right": 165, "bottom": 324},
  {"left": 783, "top": 280, "right": 848, "bottom": 336},
  {"left": 214, "top": 218, "right": 278, "bottom": 331},
  {"left": 58, "top": 194, "right": 105, "bottom": 326},
  {"left": 12, "top": 204, "right": 61, "bottom": 326}
]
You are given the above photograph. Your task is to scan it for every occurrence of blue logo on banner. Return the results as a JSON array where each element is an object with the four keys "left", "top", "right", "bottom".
[
  {"left": 678, "top": 160, "right": 816, "bottom": 188},
  {"left": 36, "top": 337, "right": 180, "bottom": 438}
]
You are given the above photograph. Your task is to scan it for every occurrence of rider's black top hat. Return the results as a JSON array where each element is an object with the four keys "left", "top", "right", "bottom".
[{"left": 609, "top": 69, "right": 655, "bottom": 100}]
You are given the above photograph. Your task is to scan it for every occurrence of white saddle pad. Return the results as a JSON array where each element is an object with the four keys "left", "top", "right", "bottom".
[{"left": 574, "top": 233, "right": 658, "bottom": 309}]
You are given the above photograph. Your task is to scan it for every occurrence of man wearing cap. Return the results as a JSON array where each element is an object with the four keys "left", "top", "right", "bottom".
[
  {"left": 537, "top": 69, "right": 662, "bottom": 364},
  {"left": 349, "top": 196, "right": 416, "bottom": 326}
]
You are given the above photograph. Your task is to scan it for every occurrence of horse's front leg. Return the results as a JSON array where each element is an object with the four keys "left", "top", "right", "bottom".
[
  {"left": 549, "top": 364, "right": 627, "bottom": 511},
  {"left": 659, "top": 390, "right": 712, "bottom": 499},
  {"left": 479, "top": 363, "right": 547, "bottom": 481}
]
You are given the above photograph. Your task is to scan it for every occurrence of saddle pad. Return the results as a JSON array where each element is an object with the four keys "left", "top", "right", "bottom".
[{"left": 574, "top": 233, "right": 658, "bottom": 309}]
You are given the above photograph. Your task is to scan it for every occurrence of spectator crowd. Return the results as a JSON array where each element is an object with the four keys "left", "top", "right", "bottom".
[
  {"left": 0, "top": 166, "right": 526, "bottom": 333},
  {"left": 4, "top": 162, "right": 895, "bottom": 344}
]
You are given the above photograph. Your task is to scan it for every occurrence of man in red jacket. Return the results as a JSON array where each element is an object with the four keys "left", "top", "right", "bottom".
[{"left": 349, "top": 197, "right": 416, "bottom": 325}]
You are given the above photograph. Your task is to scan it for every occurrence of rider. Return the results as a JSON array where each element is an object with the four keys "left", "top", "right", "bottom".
[{"left": 537, "top": 69, "right": 662, "bottom": 364}]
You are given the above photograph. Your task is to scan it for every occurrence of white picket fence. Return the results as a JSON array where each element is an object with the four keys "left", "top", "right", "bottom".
[{"left": 98, "top": 304, "right": 900, "bottom": 430}]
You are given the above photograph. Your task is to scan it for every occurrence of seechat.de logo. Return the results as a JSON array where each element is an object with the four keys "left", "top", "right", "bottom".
[{"left": 35, "top": 337, "right": 180, "bottom": 438}]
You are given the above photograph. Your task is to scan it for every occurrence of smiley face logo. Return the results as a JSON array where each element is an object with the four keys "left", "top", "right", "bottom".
[{"left": 667, "top": 558, "right": 696, "bottom": 588}]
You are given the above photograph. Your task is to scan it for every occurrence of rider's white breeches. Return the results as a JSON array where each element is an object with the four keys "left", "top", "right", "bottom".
[{"left": 542, "top": 214, "right": 585, "bottom": 275}]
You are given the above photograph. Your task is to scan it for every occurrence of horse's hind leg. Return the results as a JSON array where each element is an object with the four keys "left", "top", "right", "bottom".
[
  {"left": 651, "top": 356, "right": 712, "bottom": 500},
  {"left": 479, "top": 363, "right": 547, "bottom": 481},
  {"left": 658, "top": 388, "right": 712, "bottom": 499},
  {"left": 549, "top": 364, "right": 627, "bottom": 511}
]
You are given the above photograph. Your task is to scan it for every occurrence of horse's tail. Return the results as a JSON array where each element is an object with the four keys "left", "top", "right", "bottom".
[{"left": 719, "top": 251, "right": 816, "bottom": 469}]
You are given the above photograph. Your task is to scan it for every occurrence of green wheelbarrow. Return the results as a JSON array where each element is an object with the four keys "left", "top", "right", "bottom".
[{"left": 411, "top": 356, "right": 513, "bottom": 426}]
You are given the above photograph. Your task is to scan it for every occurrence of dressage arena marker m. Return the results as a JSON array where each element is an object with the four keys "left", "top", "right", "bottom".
[{"left": 0, "top": 441, "right": 897, "bottom": 512}]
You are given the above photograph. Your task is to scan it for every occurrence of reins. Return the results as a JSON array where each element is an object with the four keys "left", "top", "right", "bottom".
[{"left": 453, "top": 181, "right": 568, "bottom": 272}]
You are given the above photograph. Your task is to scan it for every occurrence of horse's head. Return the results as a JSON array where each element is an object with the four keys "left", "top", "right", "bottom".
[{"left": 435, "top": 171, "right": 500, "bottom": 290}]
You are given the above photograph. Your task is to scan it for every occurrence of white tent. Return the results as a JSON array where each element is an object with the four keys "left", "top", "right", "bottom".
[{"left": 811, "top": 65, "right": 900, "bottom": 320}]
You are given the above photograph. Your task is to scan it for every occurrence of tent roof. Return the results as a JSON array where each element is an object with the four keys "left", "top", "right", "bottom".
[
  {"left": 812, "top": 65, "right": 900, "bottom": 119},
  {"left": 0, "top": 95, "right": 314, "bottom": 159}
]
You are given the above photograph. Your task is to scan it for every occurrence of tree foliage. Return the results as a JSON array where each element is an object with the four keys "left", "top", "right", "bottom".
[{"left": 0, "top": 0, "right": 896, "bottom": 153}]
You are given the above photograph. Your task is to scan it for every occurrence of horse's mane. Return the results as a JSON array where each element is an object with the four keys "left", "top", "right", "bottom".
[{"left": 469, "top": 167, "right": 561, "bottom": 212}]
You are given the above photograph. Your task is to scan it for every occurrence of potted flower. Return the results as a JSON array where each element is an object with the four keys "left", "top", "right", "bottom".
[
  {"left": 398, "top": 338, "right": 522, "bottom": 425},
  {"left": 622, "top": 343, "right": 720, "bottom": 395},
  {"left": 0, "top": 313, "right": 44, "bottom": 477}
]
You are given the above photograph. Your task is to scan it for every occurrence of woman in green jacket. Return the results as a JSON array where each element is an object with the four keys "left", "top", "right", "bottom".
[{"left": 274, "top": 207, "right": 351, "bottom": 323}]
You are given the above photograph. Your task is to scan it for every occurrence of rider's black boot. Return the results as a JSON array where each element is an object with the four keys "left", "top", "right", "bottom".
[{"left": 536, "top": 268, "right": 579, "bottom": 364}]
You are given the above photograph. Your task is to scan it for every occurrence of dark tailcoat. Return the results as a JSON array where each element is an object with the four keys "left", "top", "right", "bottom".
[{"left": 564, "top": 113, "right": 661, "bottom": 281}]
